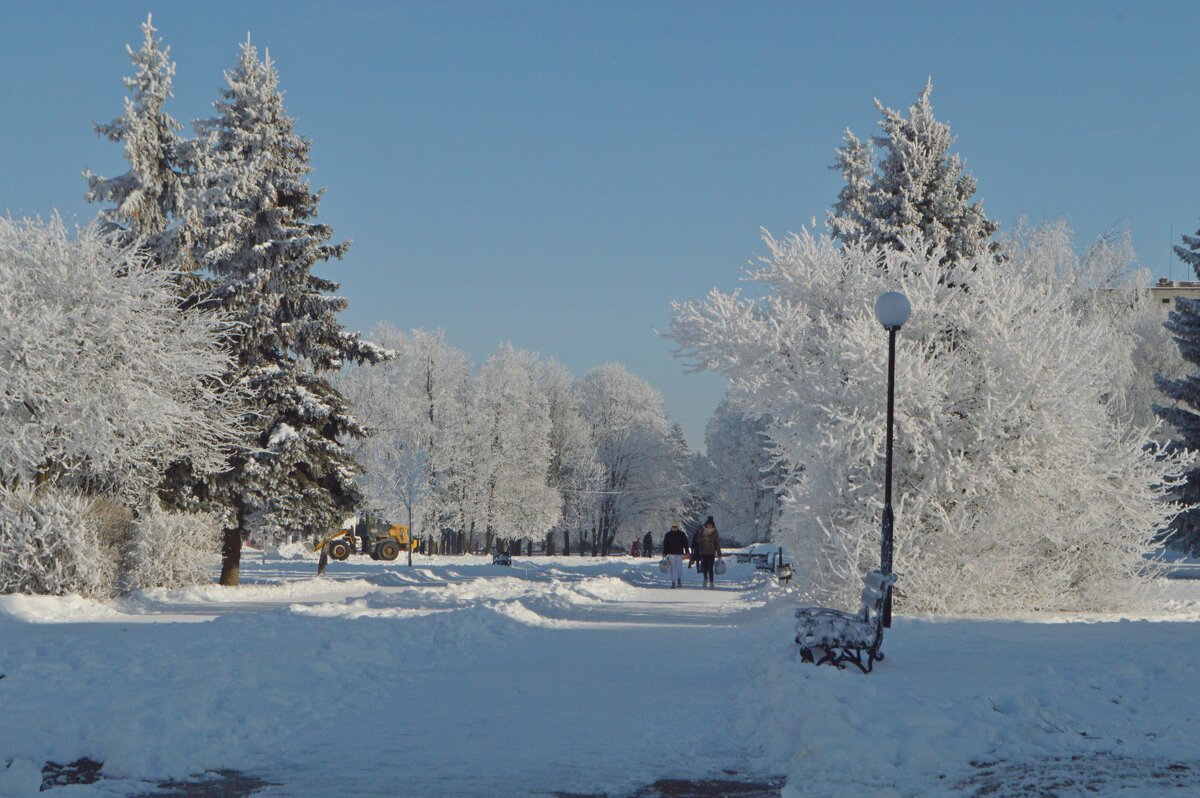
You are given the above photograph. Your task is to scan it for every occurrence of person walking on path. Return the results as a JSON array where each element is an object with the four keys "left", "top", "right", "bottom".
[
  {"left": 696, "top": 516, "right": 723, "bottom": 588},
  {"left": 661, "top": 523, "right": 690, "bottom": 588},
  {"left": 630, "top": 540, "right": 640, "bottom": 558},
  {"left": 643, "top": 531, "right": 654, "bottom": 558}
]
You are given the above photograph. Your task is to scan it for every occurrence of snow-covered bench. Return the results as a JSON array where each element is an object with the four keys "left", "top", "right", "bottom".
[{"left": 794, "top": 571, "right": 896, "bottom": 674}]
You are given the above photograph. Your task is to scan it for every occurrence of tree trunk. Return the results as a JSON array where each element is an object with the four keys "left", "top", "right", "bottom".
[
  {"left": 485, "top": 531, "right": 495, "bottom": 554},
  {"left": 546, "top": 532, "right": 555, "bottom": 556},
  {"left": 406, "top": 505, "right": 413, "bottom": 567},
  {"left": 219, "top": 524, "right": 242, "bottom": 586},
  {"left": 527, "top": 540, "right": 532, "bottom": 557},
  {"left": 563, "top": 529, "right": 570, "bottom": 556},
  {"left": 590, "top": 527, "right": 598, "bottom": 557},
  {"left": 317, "top": 544, "right": 328, "bottom": 576}
]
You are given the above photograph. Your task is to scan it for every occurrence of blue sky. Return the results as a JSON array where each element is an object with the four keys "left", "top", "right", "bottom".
[{"left": 3, "top": 1, "right": 1199, "bottom": 449}]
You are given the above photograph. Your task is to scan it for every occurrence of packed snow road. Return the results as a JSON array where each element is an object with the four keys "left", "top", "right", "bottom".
[{"left": 2, "top": 551, "right": 1199, "bottom": 797}]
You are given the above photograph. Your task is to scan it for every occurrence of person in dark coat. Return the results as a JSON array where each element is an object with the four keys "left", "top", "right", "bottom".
[
  {"left": 696, "top": 516, "right": 723, "bottom": 588},
  {"left": 642, "top": 531, "right": 653, "bottom": 558},
  {"left": 660, "top": 523, "right": 690, "bottom": 588}
]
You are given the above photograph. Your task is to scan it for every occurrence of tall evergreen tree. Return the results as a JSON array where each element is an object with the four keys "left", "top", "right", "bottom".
[
  {"left": 190, "top": 40, "right": 386, "bottom": 585},
  {"left": 84, "top": 15, "right": 188, "bottom": 267},
  {"left": 1155, "top": 223, "right": 1200, "bottom": 556},
  {"left": 829, "top": 80, "right": 1000, "bottom": 270},
  {"left": 828, "top": 130, "right": 874, "bottom": 245}
]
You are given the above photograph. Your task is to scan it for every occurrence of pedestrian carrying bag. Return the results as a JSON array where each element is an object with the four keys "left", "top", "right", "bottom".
[
  {"left": 659, "top": 557, "right": 670, "bottom": 572},
  {"left": 714, "top": 559, "right": 727, "bottom": 575}
]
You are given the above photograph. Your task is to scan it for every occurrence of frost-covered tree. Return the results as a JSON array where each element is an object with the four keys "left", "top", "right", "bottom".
[
  {"left": 1037, "top": 223, "right": 1184, "bottom": 435},
  {"left": 579, "top": 364, "right": 682, "bottom": 555},
  {"left": 1155, "top": 220, "right": 1200, "bottom": 556},
  {"left": 703, "top": 397, "right": 784, "bottom": 545},
  {"left": 828, "top": 130, "right": 874, "bottom": 246},
  {"left": 0, "top": 217, "right": 238, "bottom": 501},
  {"left": 670, "top": 227, "right": 1187, "bottom": 613},
  {"left": 187, "top": 41, "right": 386, "bottom": 584},
  {"left": 465, "top": 344, "right": 560, "bottom": 543},
  {"left": 84, "top": 15, "right": 189, "bottom": 269},
  {"left": 338, "top": 324, "right": 432, "bottom": 535},
  {"left": 394, "top": 329, "right": 473, "bottom": 541},
  {"left": 829, "top": 81, "right": 1000, "bottom": 271},
  {"left": 533, "top": 359, "right": 604, "bottom": 547},
  {"left": 0, "top": 218, "right": 239, "bottom": 598}
]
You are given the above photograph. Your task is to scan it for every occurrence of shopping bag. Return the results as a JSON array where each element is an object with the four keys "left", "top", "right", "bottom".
[
  {"left": 714, "top": 559, "right": 727, "bottom": 575},
  {"left": 659, "top": 557, "right": 670, "bottom": 572}
]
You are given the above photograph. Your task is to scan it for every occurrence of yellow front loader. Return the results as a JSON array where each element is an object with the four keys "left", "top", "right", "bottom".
[{"left": 313, "top": 522, "right": 414, "bottom": 562}]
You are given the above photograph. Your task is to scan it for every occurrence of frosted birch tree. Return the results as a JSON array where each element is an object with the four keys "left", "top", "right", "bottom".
[
  {"left": 670, "top": 227, "right": 1187, "bottom": 613},
  {"left": 337, "top": 324, "right": 431, "bottom": 533},
  {"left": 465, "top": 344, "right": 560, "bottom": 545},
  {"left": 703, "top": 397, "right": 784, "bottom": 545},
  {"left": 533, "top": 358, "right": 604, "bottom": 550},
  {"left": 188, "top": 41, "right": 386, "bottom": 585},
  {"left": 578, "top": 364, "right": 683, "bottom": 554}
]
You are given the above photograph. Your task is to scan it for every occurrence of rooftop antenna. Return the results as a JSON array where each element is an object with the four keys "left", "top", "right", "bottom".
[{"left": 1170, "top": 223, "right": 1174, "bottom": 284}]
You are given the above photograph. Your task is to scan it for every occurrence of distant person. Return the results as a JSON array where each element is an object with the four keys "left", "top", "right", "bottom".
[
  {"left": 661, "top": 523, "right": 690, "bottom": 588},
  {"left": 688, "top": 525, "right": 701, "bottom": 572},
  {"left": 696, "top": 516, "right": 723, "bottom": 588},
  {"left": 630, "top": 540, "right": 640, "bottom": 558},
  {"left": 643, "top": 531, "right": 654, "bottom": 558}
]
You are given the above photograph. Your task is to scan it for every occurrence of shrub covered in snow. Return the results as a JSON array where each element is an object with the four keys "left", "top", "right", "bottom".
[
  {"left": 0, "top": 487, "right": 114, "bottom": 598},
  {"left": 120, "top": 503, "right": 220, "bottom": 590}
]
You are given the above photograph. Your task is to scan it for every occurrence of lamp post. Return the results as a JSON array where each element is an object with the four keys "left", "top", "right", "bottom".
[{"left": 874, "top": 291, "right": 910, "bottom": 628}]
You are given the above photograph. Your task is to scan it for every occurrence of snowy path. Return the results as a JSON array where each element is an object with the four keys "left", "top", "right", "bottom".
[{"left": 3, "top": 553, "right": 1200, "bottom": 797}]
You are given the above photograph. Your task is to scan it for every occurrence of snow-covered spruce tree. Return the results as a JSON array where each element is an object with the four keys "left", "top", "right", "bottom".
[
  {"left": 703, "top": 397, "right": 784, "bottom": 545},
  {"left": 1154, "top": 221, "right": 1200, "bottom": 556},
  {"left": 578, "top": 364, "right": 683, "bottom": 555},
  {"left": 827, "top": 130, "right": 874, "bottom": 246},
  {"left": 670, "top": 228, "right": 1187, "bottom": 613},
  {"left": 464, "top": 344, "right": 561, "bottom": 545},
  {"left": 188, "top": 41, "right": 386, "bottom": 585},
  {"left": 829, "top": 80, "right": 1000, "bottom": 271},
  {"left": 84, "top": 15, "right": 189, "bottom": 269}
]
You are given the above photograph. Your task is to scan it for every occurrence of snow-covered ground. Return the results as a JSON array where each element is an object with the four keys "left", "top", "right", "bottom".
[{"left": 2, "top": 551, "right": 1199, "bottom": 797}]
